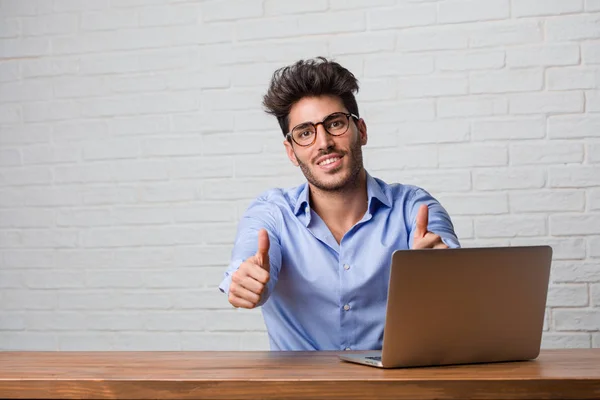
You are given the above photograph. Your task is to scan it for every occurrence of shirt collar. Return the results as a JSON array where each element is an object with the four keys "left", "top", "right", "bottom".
[{"left": 293, "top": 170, "right": 392, "bottom": 219}]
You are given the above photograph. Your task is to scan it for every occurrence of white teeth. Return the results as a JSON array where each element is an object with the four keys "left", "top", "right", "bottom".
[{"left": 319, "top": 157, "right": 340, "bottom": 166}]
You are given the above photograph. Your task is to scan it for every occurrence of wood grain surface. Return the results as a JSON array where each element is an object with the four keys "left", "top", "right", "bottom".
[{"left": 1, "top": 349, "right": 599, "bottom": 399}]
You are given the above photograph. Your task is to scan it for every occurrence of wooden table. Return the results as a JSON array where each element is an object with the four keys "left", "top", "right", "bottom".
[{"left": 1, "top": 350, "right": 599, "bottom": 399}]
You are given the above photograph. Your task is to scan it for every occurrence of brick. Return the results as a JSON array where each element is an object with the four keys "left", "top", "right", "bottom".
[
  {"left": 396, "top": 27, "right": 469, "bottom": 51},
  {"left": 0, "top": 270, "right": 22, "bottom": 289},
  {"left": 513, "top": 0, "right": 583, "bottom": 17},
  {"left": 20, "top": 230, "right": 79, "bottom": 248},
  {"left": 82, "top": 227, "right": 201, "bottom": 248},
  {"left": 3, "top": 250, "right": 56, "bottom": 268},
  {"left": 438, "top": 0, "right": 508, "bottom": 23},
  {"left": 507, "top": 44, "right": 580, "bottom": 67},
  {"left": 181, "top": 333, "right": 240, "bottom": 351},
  {"left": 79, "top": 53, "right": 138, "bottom": 75},
  {"left": 110, "top": 115, "right": 169, "bottom": 136},
  {"left": 137, "top": 183, "right": 197, "bottom": 203},
  {"left": 24, "top": 186, "right": 82, "bottom": 207},
  {"left": 548, "top": 115, "right": 600, "bottom": 138},
  {"left": 228, "top": 63, "right": 278, "bottom": 88},
  {"left": 57, "top": 209, "right": 111, "bottom": 227},
  {"left": 172, "top": 246, "right": 231, "bottom": 268},
  {"left": 58, "top": 291, "right": 120, "bottom": 310},
  {"left": 550, "top": 214, "right": 600, "bottom": 235},
  {"left": 330, "top": 33, "right": 395, "bottom": 56},
  {"left": 366, "top": 147, "right": 437, "bottom": 171},
  {"left": 0, "top": 18, "right": 19, "bottom": 38},
  {"left": 144, "top": 311, "right": 209, "bottom": 331},
  {"left": 436, "top": 193, "right": 508, "bottom": 216},
  {"left": 0, "top": 0, "right": 53, "bottom": 16},
  {"left": 510, "top": 191, "right": 585, "bottom": 213},
  {"left": 511, "top": 142, "right": 584, "bottom": 165},
  {"left": 591, "top": 284, "right": 600, "bottom": 306},
  {"left": 554, "top": 310, "right": 600, "bottom": 331},
  {"left": 547, "top": 67, "right": 598, "bottom": 90},
  {"left": 509, "top": 91, "right": 584, "bottom": 114},
  {"left": 439, "top": 96, "right": 508, "bottom": 118},
  {"left": 53, "top": 164, "right": 112, "bottom": 184},
  {"left": 357, "top": 80, "right": 397, "bottom": 102},
  {"left": 234, "top": 155, "right": 297, "bottom": 178},
  {"left": 546, "top": 14, "right": 600, "bottom": 41},
  {"left": 54, "top": 76, "right": 111, "bottom": 99},
  {"left": 141, "top": 137, "right": 204, "bottom": 157},
  {"left": 582, "top": 42, "right": 600, "bottom": 64},
  {"left": 57, "top": 332, "right": 114, "bottom": 351},
  {"left": 439, "top": 144, "right": 507, "bottom": 168},
  {"left": 21, "top": 57, "right": 79, "bottom": 78},
  {"left": 113, "top": 333, "right": 181, "bottom": 351},
  {"left": 0, "top": 60, "right": 19, "bottom": 82},
  {"left": 83, "top": 186, "right": 135, "bottom": 206},
  {"left": 173, "top": 203, "right": 236, "bottom": 223},
  {"left": 586, "top": 145, "right": 600, "bottom": 163},
  {"left": 585, "top": 90, "right": 600, "bottom": 111},
  {"left": 81, "top": 9, "right": 138, "bottom": 30},
  {"left": 587, "top": 0, "right": 600, "bottom": 10},
  {"left": 112, "top": 160, "right": 169, "bottom": 183},
  {"left": 0, "top": 148, "right": 20, "bottom": 166},
  {"left": 86, "top": 270, "right": 144, "bottom": 288},
  {"left": 541, "top": 333, "right": 591, "bottom": 349},
  {"left": 547, "top": 284, "right": 589, "bottom": 307},
  {"left": 171, "top": 289, "right": 232, "bottom": 309},
  {"left": 549, "top": 166, "right": 600, "bottom": 187},
  {"left": 53, "top": 0, "right": 109, "bottom": 12},
  {"left": 203, "top": 0, "right": 263, "bottom": 21},
  {"left": 592, "top": 189, "right": 600, "bottom": 210},
  {"left": 3, "top": 290, "right": 58, "bottom": 310},
  {"left": 202, "top": 133, "right": 265, "bottom": 155},
  {"left": 81, "top": 93, "right": 197, "bottom": 117},
  {"left": 22, "top": 144, "right": 80, "bottom": 165},
  {"left": 23, "top": 100, "right": 82, "bottom": 123},
  {"left": 209, "top": 310, "right": 266, "bottom": 331},
  {"left": 138, "top": 4, "right": 201, "bottom": 26},
  {"left": 0, "top": 104, "right": 20, "bottom": 123},
  {"left": 118, "top": 292, "right": 171, "bottom": 309},
  {"left": 475, "top": 215, "right": 546, "bottom": 238},
  {"left": 296, "top": 11, "right": 366, "bottom": 36},
  {"left": 24, "top": 311, "right": 85, "bottom": 330},
  {"left": 368, "top": 4, "right": 436, "bottom": 29},
  {"left": 330, "top": 0, "right": 395, "bottom": 9},
  {"left": 202, "top": 89, "right": 261, "bottom": 111},
  {"left": 512, "top": 238, "right": 586, "bottom": 260},
  {"left": 0, "top": 312, "right": 25, "bottom": 330},
  {"left": 436, "top": 50, "right": 505, "bottom": 71},
  {"left": 168, "top": 157, "right": 234, "bottom": 180},
  {"left": 393, "top": 170, "right": 472, "bottom": 193},
  {"left": 470, "top": 69, "right": 543, "bottom": 94},
  {"left": 473, "top": 169, "right": 545, "bottom": 190},
  {"left": 0, "top": 209, "right": 54, "bottom": 228},
  {"left": 0, "top": 166, "right": 52, "bottom": 186},
  {"left": 82, "top": 138, "right": 139, "bottom": 160},
  {"left": 265, "top": 0, "right": 327, "bottom": 15},
  {"left": 111, "top": 206, "right": 170, "bottom": 226},
  {"left": 398, "top": 75, "right": 468, "bottom": 97},
  {"left": 365, "top": 54, "right": 434, "bottom": 77},
  {"left": 201, "top": 177, "right": 293, "bottom": 201},
  {"left": 395, "top": 120, "right": 470, "bottom": 144},
  {"left": 470, "top": 21, "right": 542, "bottom": 48},
  {"left": 24, "top": 271, "right": 86, "bottom": 289},
  {"left": 0, "top": 80, "right": 53, "bottom": 102},
  {"left": 0, "top": 332, "right": 56, "bottom": 351},
  {"left": 0, "top": 37, "right": 50, "bottom": 58},
  {"left": 21, "top": 14, "right": 78, "bottom": 36}
]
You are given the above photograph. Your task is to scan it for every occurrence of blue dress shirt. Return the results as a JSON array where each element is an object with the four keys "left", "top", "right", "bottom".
[{"left": 219, "top": 171, "right": 460, "bottom": 351}]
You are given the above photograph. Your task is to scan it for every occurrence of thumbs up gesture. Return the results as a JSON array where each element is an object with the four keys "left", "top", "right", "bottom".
[
  {"left": 228, "top": 229, "right": 271, "bottom": 309},
  {"left": 412, "top": 205, "right": 449, "bottom": 250}
]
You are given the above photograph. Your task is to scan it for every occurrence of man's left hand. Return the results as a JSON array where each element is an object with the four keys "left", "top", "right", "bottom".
[{"left": 412, "top": 204, "right": 449, "bottom": 249}]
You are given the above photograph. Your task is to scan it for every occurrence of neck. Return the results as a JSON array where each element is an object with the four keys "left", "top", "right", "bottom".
[{"left": 309, "top": 169, "right": 368, "bottom": 237}]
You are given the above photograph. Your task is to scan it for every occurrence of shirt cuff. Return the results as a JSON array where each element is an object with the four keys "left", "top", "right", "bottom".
[
  {"left": 218, "top": 259, "right": 243, "bottom": 294},
  {"left": 441, "top": 236, "right": 461, "bottom": 248}
]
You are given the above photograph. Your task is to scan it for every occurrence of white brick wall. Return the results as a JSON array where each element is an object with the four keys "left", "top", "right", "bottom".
[{"left": 0, "top": 0, "right": 599, "bottom": 351}]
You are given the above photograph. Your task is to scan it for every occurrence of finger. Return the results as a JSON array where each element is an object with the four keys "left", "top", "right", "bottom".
[
  {"left": 233, "top": 268, "right": 267, "bottom": 292},
  {"left": 255, "top": 229, "right": 270, "bottom": 271},
  {"left": 433, "top": 242, "right": 449, "bottom": 249},
  {"left": 413, "top": 232, "right": 443, "bottom": 249},
  {"left": 229, "top": 281, "right": 261, "bottom": 306},
  {"left": 228, "top": 292, "right": 257, "bottom": 309},
  {"left": 414, "top": 204, "right": 429, "bottom": 239}
]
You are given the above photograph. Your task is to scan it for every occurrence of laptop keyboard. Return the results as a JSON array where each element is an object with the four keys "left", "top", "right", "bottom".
[{"left": 366, "top": 356, "right": 382, "bottom": 361}]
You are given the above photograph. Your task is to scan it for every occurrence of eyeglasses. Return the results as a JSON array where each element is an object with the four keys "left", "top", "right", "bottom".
[{"left": 286, "top": 112, "right": 359, "bottom": 147}]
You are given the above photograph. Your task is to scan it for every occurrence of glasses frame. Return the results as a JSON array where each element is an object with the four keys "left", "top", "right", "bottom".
[{"left": 285, "top": 112, "right": 359, "bottom": 147}]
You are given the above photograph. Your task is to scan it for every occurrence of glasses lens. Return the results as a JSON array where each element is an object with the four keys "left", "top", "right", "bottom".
[
  {"left": 324, "top": 113, "right": 349, "bottom": 135},
  {"left": 292, "top": 124, "right": 316, "bottom": 146}
]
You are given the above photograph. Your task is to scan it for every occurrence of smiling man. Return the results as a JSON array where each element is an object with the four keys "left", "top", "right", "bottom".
[{"left": 218, "top": 57, "right": 460, "bottom": 351}]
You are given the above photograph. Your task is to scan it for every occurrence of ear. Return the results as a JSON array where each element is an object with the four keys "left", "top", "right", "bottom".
[
  {"left": 357, "top": 118, "right": 368, "bottom": 146},
  {"left": 284, "top": 139, "right": 299, "bottom": 167}
]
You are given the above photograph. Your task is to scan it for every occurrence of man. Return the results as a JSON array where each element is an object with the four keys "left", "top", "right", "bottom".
[{"left": 219, "top": 57, "right": 459, "bottom": 351}]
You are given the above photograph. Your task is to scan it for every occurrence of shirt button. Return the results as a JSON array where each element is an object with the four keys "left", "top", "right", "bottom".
[
  {"left": 343, "top": 304, "right": 350, "bottom": 311},
  {"left": 344, "top": 264, "right": 350, "bottom": 270}
]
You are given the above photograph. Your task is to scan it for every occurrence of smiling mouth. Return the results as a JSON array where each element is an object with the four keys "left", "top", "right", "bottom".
[{"left": 317, "top": 156, "right": 342, "bottom": 166}]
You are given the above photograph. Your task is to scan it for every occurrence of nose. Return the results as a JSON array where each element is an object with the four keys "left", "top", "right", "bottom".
[{"left": 314, "top": 122, "right": 335, "bottom": 151}]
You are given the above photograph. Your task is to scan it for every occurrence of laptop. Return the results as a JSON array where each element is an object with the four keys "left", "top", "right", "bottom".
[{"left": 339, "top": 245, "right": 552, "bottom": 368}]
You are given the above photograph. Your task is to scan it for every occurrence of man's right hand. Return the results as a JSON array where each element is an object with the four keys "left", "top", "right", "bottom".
[{"left": 228, "top": 229, "right": 270, "bottom": 309}]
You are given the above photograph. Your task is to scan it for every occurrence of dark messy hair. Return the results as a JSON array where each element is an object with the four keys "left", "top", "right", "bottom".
[{"left": 262, "top": 57, "right": 360, "bottom": 136}]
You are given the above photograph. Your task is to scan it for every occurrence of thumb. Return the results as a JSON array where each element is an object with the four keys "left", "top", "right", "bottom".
[
  {"left": 255, "top": 229, "right": 270, "bottom": 271},
  {"left": 414, "top": 204, "right": 429, "bottom": 239}
]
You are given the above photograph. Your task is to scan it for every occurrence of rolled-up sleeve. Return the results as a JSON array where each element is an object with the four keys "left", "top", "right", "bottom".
[
  {"left": 218, "top": 196, "right": 282, "bottom": 307},
  {"left": 406, "top": 187, "right": 460, "bottom": 249}
]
